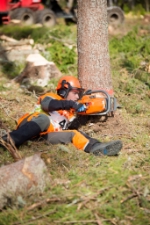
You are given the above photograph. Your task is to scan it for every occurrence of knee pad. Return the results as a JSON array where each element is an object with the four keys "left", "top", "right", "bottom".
[{"left": 31, "top": 114, "right": 50, "bottom": 131}]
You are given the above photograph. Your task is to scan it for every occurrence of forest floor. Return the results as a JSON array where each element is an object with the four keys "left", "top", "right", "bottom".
[{"left": 0, "top": 15, "right": 150, "bottom": 225}]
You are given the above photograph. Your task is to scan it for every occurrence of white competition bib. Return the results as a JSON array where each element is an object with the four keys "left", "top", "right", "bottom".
[{"left": 49, "top": 111, "right": 73, "bottom": 130}]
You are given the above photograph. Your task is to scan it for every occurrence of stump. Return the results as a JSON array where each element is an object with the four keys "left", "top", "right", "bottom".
[
  {"left": 0, "top": 154, "right": 49, "bottom": 209},
  {"left": 14, "top": 53, "right": 62, "bottom": 88}
]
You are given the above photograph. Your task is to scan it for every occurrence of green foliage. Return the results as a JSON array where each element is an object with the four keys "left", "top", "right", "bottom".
[
  {"left": 49, "top": 25, "right": 77, "bottom": 41},
  {"left": 132, "top": 4, "right": 146, "bottom": 16},
  {"left": 0, "top": 25, "right": 33, "bottom": 40},
  {"left": 123, "top": 4, "right": 131, "bottom": 13},
  {"left": 0, "top": 24, "right": 77, "bottom": 74},
  {"left": 46, "top": 42, "right": 76, "bottom": 73},
  {"left": 135, "top": 70, "right": 150, "bottom": 88},
  {"left": 122, "top": 56, "right": 141, "bottom": 72},
  {"left": 0, "top": 82, "right": 7, "bottom": 91},
  {"left": 1, "top": 62, "right": 24, "bottom": 78},
  {"left": 110, "top": 29, "right": 150, "bottom": 59},
  {"left": 0, "top": 24, "right": 76, "bottom": 43},
  {"left": 0, "top": 25, "right": 48, "bottom": 41},
  {"left": 110, "top": 28, "right": 150, "bottom": 83}
]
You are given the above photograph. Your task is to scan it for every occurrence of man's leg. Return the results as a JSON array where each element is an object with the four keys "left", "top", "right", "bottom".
[
  {"left": 45, "top": 130, "right": 122, "bottom": 156},
  {"left": 81, "top": 131, "right": 122, "bottom": 156},
  {"left": 1, "top": 114, "right": 50, "bottom": 147},
  {"left": 45, "top": 130, "right": 89, "bottom": 150}
]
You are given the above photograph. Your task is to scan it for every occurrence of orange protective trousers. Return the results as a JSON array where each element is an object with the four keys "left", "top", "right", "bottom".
[{"left": 17, "top": 112, "right": 89, "bottom": 151}]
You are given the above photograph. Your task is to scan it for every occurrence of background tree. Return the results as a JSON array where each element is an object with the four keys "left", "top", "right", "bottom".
[{"left": 77, "top": 0, "right": 113, "bottom": 95}]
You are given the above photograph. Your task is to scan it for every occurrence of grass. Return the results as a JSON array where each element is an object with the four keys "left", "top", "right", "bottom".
[
  {"left": 0, "top": 17, "right": 150, "bottom": 224},
  {"left": 1, "top": 149, "right": 150, "bottom": 225}
]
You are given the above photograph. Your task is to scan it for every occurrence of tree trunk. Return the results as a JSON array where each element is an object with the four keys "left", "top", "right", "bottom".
[
  {"left": 145, "top": 0, "right": 149, "bottom": 12},
  {"left": 0, "top": 154, "right": 49, "bottom": 209},
  {"left": 77, "top": 0, "right": 113, "bottom": 95}
]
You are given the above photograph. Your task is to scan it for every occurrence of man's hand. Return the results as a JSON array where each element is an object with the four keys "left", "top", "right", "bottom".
[{"left": 76, "top": 103, "right": 86, "bottom": 112}]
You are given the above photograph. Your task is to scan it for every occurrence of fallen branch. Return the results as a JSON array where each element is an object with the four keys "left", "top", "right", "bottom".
[
  {"left": 54, "top": 219, "right": 117, "bottom": 224},
  {"left": 0, "top": 34, "right": 18, "bottom": 43},
  {"left": 121, "top": 181, "right": 142, "bottom": 204},
  {"left": 120, "top": 193, "right": 138, "bottom": 204},
  {"left": 94, "top": 213, "right": 103, "bottom": 225},
  {"left": 12, "top": 210, "right": 56, "bottom": 225},
  {"left": 49, "top": 35, "right": 76, "bottom": 48},
  {"left": 0, "top": 135, "right": 22, "bottom": 161},
  {"left": 54, "top": 220, "right": 102, "bottom": 224},
  {"left": 0, "top": 120, "right": 21, "bottom": 161},
  {"left": 77, "top": 187, "right": 111, "bottom": 210},
  {"left": 27, "top": 197, "right": 62, "bottom": 211}
]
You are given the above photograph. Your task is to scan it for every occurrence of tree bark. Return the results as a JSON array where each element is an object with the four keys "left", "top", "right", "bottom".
[
  {"left": 77, "top": 0, "right": 113, "bottom": 95},
  {"left": 0, "top": 154, "right": 49, "bottom": 209},
  {"left": 145, "top": 0, "right": 149, "bottom": 12}
]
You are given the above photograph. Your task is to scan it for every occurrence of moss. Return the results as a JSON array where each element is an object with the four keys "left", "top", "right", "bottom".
[{"left": 1, "top": 62, "right": 24, "bottom": 79}]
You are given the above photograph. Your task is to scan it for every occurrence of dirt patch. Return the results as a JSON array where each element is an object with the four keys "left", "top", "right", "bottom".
[{"left": 71, "top": 110, "right": 130, "bottom": 140}]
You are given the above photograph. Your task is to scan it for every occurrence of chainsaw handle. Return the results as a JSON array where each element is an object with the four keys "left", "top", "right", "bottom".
[{"left": 83, "top": 89, "right": 92, "bottom": 95}]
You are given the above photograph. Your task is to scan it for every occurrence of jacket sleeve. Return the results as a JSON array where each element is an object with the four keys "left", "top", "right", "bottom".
[{"left": 40, "top": 96, "right": 79, "bottom": 112}]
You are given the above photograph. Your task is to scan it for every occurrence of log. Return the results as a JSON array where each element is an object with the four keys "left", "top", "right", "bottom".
[
  {"left": 2, "top": 45, "right": 32, "bottom": 51},
  {"left": 0, "top": 35, "right": 18, "bottom": 43},
  {"left": 0, "top": 154, "right": 49, "bottom": 209},
  {"left": 1, "top": 39, "right": 34, "bottom": 46}
]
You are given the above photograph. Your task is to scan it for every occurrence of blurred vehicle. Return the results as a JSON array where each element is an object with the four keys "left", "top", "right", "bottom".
[
  {"left": 107, "top": 0, "right": 125, "bottom": 25},
  {"left": 0, "top": 0, "right": 124, "bottom": 26},
  {"left": 0, "top": 0, "right": 74, "bottom": 26}
]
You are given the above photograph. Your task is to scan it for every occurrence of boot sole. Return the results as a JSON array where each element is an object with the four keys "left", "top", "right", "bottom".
[{"left": 91, "top": 140, "right": 122, "bottom": 156}]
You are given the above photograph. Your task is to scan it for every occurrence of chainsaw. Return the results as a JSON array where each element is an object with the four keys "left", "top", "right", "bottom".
[{"left": 78, "top": 89, "right": 117, "bottom": 116}]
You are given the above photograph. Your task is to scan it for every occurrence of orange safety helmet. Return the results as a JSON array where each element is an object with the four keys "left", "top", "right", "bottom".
[{"left": 56, "top": 76, "right": 84, "bottom": 98}]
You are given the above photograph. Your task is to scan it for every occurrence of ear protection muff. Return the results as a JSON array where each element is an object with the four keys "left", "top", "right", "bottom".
[
  {"left": 57, "top": 80, "right": 71, "bottom": 98},
  {"left": 57, "top": 89, "right": 68, "bottom": 98}
]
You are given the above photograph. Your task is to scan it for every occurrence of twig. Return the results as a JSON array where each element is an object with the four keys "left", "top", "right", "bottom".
[
  {"left": 49, "top": 35, "right": 76, "bottom": 47},
  {"left": 12, "top": 210, "right": 56, "bottom": 225},
  {"left": 94, "top": 213, "right": 103, "bottom": 225},
  {"left": 121, "top": 181, "right": 141, "bottom": 204},
  {"left": 26, "top": 197, "right": 62, "bottom": 211},
  {"left": 77, "top": 187, "right": 111, "bottom": 210},
  {"left": 121, "top": 193, "right": 138, "bottom": 204},
  {"left": 27, "top": 188, "right": 110, "bottom": 213},
  {"left": 54, "top": 219, "right": 117, "bottom": 224},
  {"left": 0, "top": 132, "right": 22, "bottom": 161},
  {"left": 54, "top": 220, "right": 101, "bottom": 224}
]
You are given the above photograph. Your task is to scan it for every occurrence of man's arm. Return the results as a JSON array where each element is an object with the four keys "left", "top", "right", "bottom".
[{"left": 40, "top": 96, "right": 81, "bottom": 112}]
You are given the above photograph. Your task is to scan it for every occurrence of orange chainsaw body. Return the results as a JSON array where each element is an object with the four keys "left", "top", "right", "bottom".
[
  {"left": 78, "top": 94, "right": 107, "bottom": 115},
  {"left": 77, "top": 90, "right": 117, "bottom": 116}
]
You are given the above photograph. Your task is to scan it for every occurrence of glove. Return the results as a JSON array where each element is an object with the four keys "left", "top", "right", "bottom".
[{"left": 76, "top": 103, "right": 86, "bottom": 112}]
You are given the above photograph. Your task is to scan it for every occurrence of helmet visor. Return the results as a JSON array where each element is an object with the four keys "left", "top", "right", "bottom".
[{"left": 71, "top": 87, "right": 85, "bottom": 99}]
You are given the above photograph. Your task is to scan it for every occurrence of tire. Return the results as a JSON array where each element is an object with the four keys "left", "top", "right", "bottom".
[
  {"left": 107, "top": 6, "right": 125, "bottom": 25},
  {"left": 36, "top": 9, "right": 56, "bottom": 27},
  {"left": 10, "top": 8, "right": 35, "bottom": 25}
]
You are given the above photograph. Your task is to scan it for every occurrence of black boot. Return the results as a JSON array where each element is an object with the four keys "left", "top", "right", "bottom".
[
  {"left": 1, "top": 121, "right": 41, "bottom": 147},
  {"left": 85, "top": 140, "right": 122, "bottom": 156}
]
